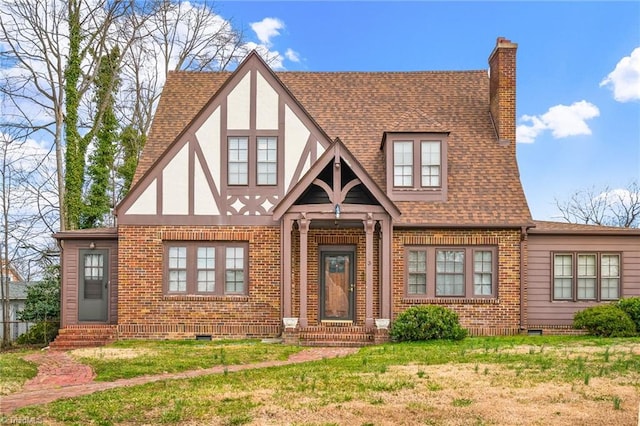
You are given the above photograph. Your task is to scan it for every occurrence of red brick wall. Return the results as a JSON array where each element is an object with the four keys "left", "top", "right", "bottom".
[
  {"left": 117, "top": 225, "right": 281, "bottom": 339},
  {"left": 393, "top": 228, "right": 522, "bottom": 335}
]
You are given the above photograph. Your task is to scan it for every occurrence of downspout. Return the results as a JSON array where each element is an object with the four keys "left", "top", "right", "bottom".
[{"left": 519, "top": 226, "right": 528, "bottom": 332}]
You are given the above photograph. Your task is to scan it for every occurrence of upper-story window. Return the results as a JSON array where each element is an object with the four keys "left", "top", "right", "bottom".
[
  {"left": 227, "top": 136, "right": 278, "bottom": 187},
  {"left": 385, "top": 133, "right": 448, "bottom": 202},
  {"left": 228, "top": 137, "right": 249, "bottom": 185},
  {"left": 257, "top": 137, "right": 277, "bottom": 185}
]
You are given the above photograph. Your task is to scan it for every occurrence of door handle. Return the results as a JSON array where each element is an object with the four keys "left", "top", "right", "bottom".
[{"left": 350, "top": 284, "right": 354, "bottom": 292}]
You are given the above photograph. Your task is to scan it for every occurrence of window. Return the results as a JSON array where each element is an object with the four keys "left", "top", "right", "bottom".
[
  {"left": 257, "top": 137, "right": 277, "bottom": 185},
  {"left": 228, "top": 137, "right": 248, "bottom": 185},
  {"left": 168, "top": 247, "right": 187, "bottom": 292},
  {"left": 197, "top": 247, "right": 215, "bottom": 293},
  {"left": 385, "top": 133, "right": 448, "bottom": 202},
  {"left": 436, "top": 250, "right": 464, "bottom": 296},
  {"left": 421, "top": 141, "right": 441, "bottom": 187},
  {"left": 601, "top": 254, "right": 620, "bottom": 300},
  {"left": 407, "top": 250, "right": 427, "bottom": 295},
  {"left": 226, "top": 136, "right": 279, "bottom": 187},
  {"left": 474, "top": 251, "right": 493, "bottom": 296},
  {"left": 393, "top": 141, "right": 413, "bottom": 187},
  {"left": 165, "top": 243, "right": 248, "bottom": 296},
  {"left": 552, "top": 253, "right": 621, "bottom": 301},
  {"left": 405, "top": 246, "right": 497, "bottom": 298},
  {"left": 225, "top": 247, "right": 245, "bottom": 293}
]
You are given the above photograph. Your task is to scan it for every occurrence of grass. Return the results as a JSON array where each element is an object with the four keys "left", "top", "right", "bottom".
[
  {"left": 71, "top": 339, "right": 303, "bottom": 381},
  {"left": 0, "top": 349, "right": 38, "bottom": 395},
  {"left": 4, "top": 336, "right": 640, "bottom": 425}
]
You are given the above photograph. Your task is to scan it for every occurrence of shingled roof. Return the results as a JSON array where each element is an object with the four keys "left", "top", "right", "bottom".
[{"left": 134, "top": 65, "right": 532, "bottom": 227}]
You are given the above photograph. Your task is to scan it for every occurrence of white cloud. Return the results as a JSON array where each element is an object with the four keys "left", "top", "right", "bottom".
[
  {"left": 516, "top": 101, "right": 600, "bottom": 143},
  {"left": 285, "top": 48, "right": 300, "bottom": 63},
  {"left": 600, "top": 47, "right": 640, "bottom": 102},
  {"left": 250, "top": 17, "right": 284, "bottom": 47}
]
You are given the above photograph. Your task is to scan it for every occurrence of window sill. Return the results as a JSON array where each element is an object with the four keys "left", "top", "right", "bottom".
[
  {"left": 402, "top": 297, "right": 499, "bottom": 305},
  {"left": 390, "top": 188, "right": 446, "bottom": 202},
  {"left": 163, "top": 295, "right": 250, "bottom": 302}
]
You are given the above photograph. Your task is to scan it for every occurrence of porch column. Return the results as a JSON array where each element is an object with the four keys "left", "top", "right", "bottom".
[
  {"left": 364, "top": 215, "right": 375, "bottom": 328},
  {"left": 282, "top": 216, "right": 293, "bottom": 319},
  {"left": 298, "top": 216, "right": 310, "bottom": 327},
  {"left": 380, "top": 218, "right": 393, "bottom": 319}
]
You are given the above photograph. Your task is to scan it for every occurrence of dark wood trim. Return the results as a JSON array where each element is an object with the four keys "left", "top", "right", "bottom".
[
  {"left": 550, "top": 251, "right": 622, "bottom": 303},
  {"left": 162, "top": 241, "right": 250, "bottom": 297},
  {"left": 273, "top": 138, "right": 400, "bottom": 220},
  {"left": 384, "top": 132, "right": 449, "bottom": 202},
  {"left": 403, "top": 245, "right": 499, "bottom": 299}
]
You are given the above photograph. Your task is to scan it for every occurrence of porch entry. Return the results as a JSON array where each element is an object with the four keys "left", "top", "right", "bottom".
[
  {"left": 320, "top": 247, "right": 355, "bottom": 322},
  {"left": 78, "top": 249, "right": 109, "bottom": 322}
]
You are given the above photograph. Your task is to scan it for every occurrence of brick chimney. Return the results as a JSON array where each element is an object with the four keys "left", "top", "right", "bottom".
[{"left": 488, "top": 37, "right": 518, "bottom": 148}]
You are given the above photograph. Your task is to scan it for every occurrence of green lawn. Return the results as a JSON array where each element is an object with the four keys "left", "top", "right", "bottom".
[
  {"left": 0, "top": 349, "right": 38, "bottom": 395},
  {"left": 3, "top": 336, "right": 640, "bottom": 425},
  {"left": 70, "top": 339, "right": 303, "bottom": 381}
]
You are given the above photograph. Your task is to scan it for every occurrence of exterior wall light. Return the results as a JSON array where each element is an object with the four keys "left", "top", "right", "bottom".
[{"left": 335, "top": 204, "right": 341, "bottom": 219}]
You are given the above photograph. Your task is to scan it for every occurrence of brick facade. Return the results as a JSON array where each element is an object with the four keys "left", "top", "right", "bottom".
[
  {"left": 117, "top": 225, "right": 282, "bottom": 339},
  {"left": 392, "top": 228, "right": 522, "bottom": 335}
]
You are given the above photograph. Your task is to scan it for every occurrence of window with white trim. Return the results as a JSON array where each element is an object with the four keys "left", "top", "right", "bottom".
[
  {"left": 393, "top": 141, "right": 413, "bottom": 187},
  {"left": 405, "top": 246, "right": 497, "bottom": 298},
  {"left": 421, "top": 141, "right": 441, "bottom": 187},
  {"left": 552, "top": 252, "right": 620, "bottom": 301},
  {"left": 165, "top": 243, "right": 248, "bottom": 296}
]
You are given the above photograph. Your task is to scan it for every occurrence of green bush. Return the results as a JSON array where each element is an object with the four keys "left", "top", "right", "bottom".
[
  {"left": 573, "top": 304, "right": 636, "bottom": 337},
  {"left": 16, "top": 321, "right": 60, "bottom": 346},
  {"left": 617, "top": 297, "right": 640, "bottom": 332},
  {"left": 390, "top": 305, "right": 467, "bottom": 342}
]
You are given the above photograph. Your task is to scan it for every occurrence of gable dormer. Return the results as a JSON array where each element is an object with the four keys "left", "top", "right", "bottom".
[{"left": 117, "top": 52, "right": 333, "bottom": 225}]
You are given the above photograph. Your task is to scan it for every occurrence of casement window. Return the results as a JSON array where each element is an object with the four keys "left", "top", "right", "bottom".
[
  {"left": 405, "top": 246, "right": 497, "bottom": 298},
  {"left": 227, "top": 136, "right": 278, "bottom": 187},
  {"left": 165, "top": 243, "right": 248, "bottom": 296},
  {"left": 552, "top": 253, "right": 620, "bottom": 301},
  {"left": 385, "top": 133, "right": 448, "bottom": 202}
]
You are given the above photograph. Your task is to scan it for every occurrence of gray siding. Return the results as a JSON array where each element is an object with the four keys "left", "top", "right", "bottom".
[{"left": 527, "top": 234, "right": 640, "bottom": 326}]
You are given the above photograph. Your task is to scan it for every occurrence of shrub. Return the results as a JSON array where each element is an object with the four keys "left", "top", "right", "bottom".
[
  {"left": 390, "top": 305, "right": 467, "bottom": 342},
  {"left": 617, "top": 297, "right": 640, "bottom": 332},
  {"left": 573, "top": 304, "right": 636, "bottom": 337},
  {"left": 16, "top": 321, "right": 60, "bottom": 346}
]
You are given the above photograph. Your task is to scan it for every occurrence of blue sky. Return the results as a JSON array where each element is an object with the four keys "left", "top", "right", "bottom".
[{"left": 217, "top": 1, "right": 640, "bottom": 221}]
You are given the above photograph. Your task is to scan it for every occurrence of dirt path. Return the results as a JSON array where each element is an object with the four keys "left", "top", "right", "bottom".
[{"left": 0, "top": 346, "right": 358, "bottom": 415}]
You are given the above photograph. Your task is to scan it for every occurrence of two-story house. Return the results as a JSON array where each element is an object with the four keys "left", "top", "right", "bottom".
[{"left": 52, "top": 38, "right": 640, "bottom": 348}]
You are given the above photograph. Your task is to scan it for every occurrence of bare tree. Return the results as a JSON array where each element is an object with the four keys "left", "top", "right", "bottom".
[
  {"left": 555, "top": 181, "right": 640, "bottom": 228},
  {"left": 116, "top": 0, "right": 244, "bottom": 137}
]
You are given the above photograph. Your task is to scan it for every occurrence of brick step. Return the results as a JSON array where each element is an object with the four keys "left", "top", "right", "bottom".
[
  {"left": 50, "top": 326, "right": 117, "bottom": 350},
  {"left": 300, "top": 340, "right": 374, "bottom": 347},
  {"left": 299, "top": 333, "right": 373, "bottom": 341}
]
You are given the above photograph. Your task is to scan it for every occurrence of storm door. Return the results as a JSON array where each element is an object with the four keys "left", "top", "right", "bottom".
[
  {"left": 78, "top": 249, "right": 109, "bottom": 322},
  {"left": 320, "top": 249, "right": 355, "bottom": 321}
]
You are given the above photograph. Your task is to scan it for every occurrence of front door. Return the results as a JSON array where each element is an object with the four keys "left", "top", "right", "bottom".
[
  {"left": 320, "top": 250, "right": 355, "bottom": 321},
  {"left": 78, "top": 249, "right": 109, "bottom": 322}
]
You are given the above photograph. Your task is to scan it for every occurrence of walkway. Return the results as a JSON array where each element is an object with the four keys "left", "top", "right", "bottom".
[{"left": 0, "top": 347, "right": 358, "bottom": 415}]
